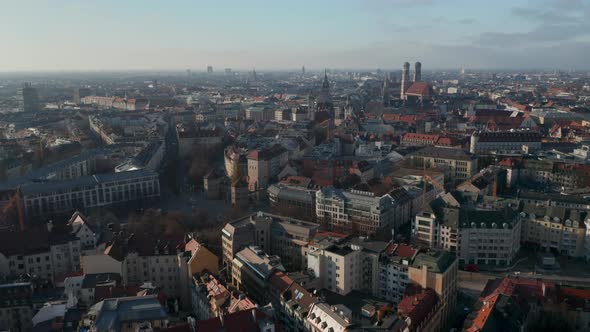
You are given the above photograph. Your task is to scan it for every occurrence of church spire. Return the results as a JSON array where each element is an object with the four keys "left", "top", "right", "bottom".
[{"left": 322, "top": 69, "right": 330, "bottom": 90}]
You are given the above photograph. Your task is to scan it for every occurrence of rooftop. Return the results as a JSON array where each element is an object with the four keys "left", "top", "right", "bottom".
[
  {"left": 411, "top": 250, "right": 455, "bottom": 274},
  {"left": 409, "top": 146, "right": 476, "bottom": 161},
  {"left": 235, "top": 246, "right": 285, "bottom": 280}
]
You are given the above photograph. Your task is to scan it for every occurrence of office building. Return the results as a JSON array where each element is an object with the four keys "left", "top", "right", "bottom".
[
  {"left": 470, "top": 131, "right": 542, "bottom": 154},
  {"left": 407, "top": 146, "right": 477, "bottom": 185},
  {"left": 21, "top": 82, "right": 39, "bottom": 112},
  {"left": 315, "top": 186, "right": 425, "bottom": 236},
  {"left": 21, "top": 169, "right": 160, "bottom": 217},
  {"left": 0, "top": 230, "right": 81, "bottom": 282},
  {"left": 221, "top": 212, "right": 319, "bottom": 273},
  {"left": 247, "top": 144, "right": 288, "bottom": 194},
  {"left": 231, "top": 246, "right": 285, "bottom": 304},
  {"left": 455, "top": 208, "right": 522, "bottom": 266}
]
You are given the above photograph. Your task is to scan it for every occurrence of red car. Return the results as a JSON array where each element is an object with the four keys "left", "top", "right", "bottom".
[{"left": 465, "top": 264, "right": 480, "bottom": 272}]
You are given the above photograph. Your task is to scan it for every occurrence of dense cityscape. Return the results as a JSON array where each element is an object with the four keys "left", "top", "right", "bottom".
[
  {"left": 2, "top": 1, "right": 590, "bottom": 332},
  {"left": 1, "top": 63, "right": 590, "bottom": 332}
]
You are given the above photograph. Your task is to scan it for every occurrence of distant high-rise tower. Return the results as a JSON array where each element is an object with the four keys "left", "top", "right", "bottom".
[
  {"left": 187, "top": 69, "right": 192, "bottom": 77},
  {"left": 302, "top": 65, "right": 306, "bottom": 76},
  {"left": 207, "top": 65, "right": 213, "bottom": 74},
  {"left": 400, "top": 62, "right": 410, "bottom": 99},
  {"left": 21, "top": 83, "right": 39, "bottom": 112},
  {"left": 73, "top": 87, "right": 91, "bottom": 104},
  {"left": 414, "top": 62, "right": 422, "bottom": 82}
]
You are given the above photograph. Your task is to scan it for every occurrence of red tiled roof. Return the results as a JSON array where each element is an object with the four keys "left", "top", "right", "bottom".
[
  {"left": 398, "top": 288, "right": 439, "bottom": 328},
  {"left": 405, "top": 82, "right": 433, "bottom": 96},
  {"left": 402, "top": 133, "right": 439, "bottom": 142},
  {"left": 396, "top": 244, "right": 418, "bottom": 258},
  {"left": 196, "top": 309, "right": 271, "bottom": 332},
  {"left": 436, "top": 137, "right": 454, "bottom": 146},
  {"left": 269, "top": 271, "right": 293, "bottom": 293}
]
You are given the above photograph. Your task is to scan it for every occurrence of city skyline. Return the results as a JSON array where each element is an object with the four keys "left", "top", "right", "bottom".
[{"left": 2, "top": 0, "right": 590, "bottom": 71}]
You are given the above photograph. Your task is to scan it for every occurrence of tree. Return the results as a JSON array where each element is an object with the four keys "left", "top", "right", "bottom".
[{"left": 186, "top": 143, "right": 222, "bottom": 186}]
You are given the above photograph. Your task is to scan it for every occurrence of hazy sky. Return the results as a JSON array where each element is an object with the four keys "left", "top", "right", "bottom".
[{"left": 1, "top": 0, "right": 589, "bottom": 71}]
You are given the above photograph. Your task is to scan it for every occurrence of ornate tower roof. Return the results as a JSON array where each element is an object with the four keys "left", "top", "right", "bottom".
[{"left": 316, "top": 69, "right": 333, "bottom": 110}]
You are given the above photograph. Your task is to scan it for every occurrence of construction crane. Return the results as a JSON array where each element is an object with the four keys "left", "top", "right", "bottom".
[{"left": 421, "top": 169, "right": 446, "bottom": 210}]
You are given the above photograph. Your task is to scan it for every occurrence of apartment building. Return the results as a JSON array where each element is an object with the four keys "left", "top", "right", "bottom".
[
  {"left": 231, "top": 246, "right": 285, "bottom": 304},
  {"left": 413, "top": 208, "right": 440, "bottom": 249},
  {"left": 306, "top": 303, "right": 352, "bottom": 332},
  {"left": 407, "top": 146, "right": 477, "bottom": 185},
  {"left": 378, "top": 243, "right": 419, "bottom": 305},
  {"left": 397, "top": 287, "right": 442, "bottom": 332},
  {"left": 224, "top": 146, "right": 248, "bottom": 181},
  {"left": 407, "top": 250, "right": 458, "bottom": 332},
  {"left": 521, "top": 204, "right": 587, "bottom": 257},
  {"left": 68, "top": 211, "right": 98, "bottom": 252},
  {"left": 270, "top": 273, "right": 316, "bottom": 332},
  {"left": 88, "top": 113, "right": 166, "bottom": 145},
  {"left": 21, "top": 169, "right": 160, "bottom": 217},
  {"left": 305, "top": 289, "right": 400, "bottom": 332},
  {"left": 0, "top": 230, "right": 81, "bottom": 282},
  {"left": 191, "top": 272, "right": 256, "bottom": 321},
  {"left": 309, "top": 245, "right": 362, "bottom": 295},
  {"left": 195, "top": 308, "right": 277, "bottom": 332},
  {"left": 247, "top": 144, "right": 288, "bottom": 193},
  {"left": 414, "top": 203, "right": 522, "bottom": 267},
  {"left": 517, "top": 190, "right": 590, "bottom": 211},
  {"left": 245, "top": 106, "right": 275, "bottom": 121},
  {"left": 64, "top": 272, "right": 122, "bottom": 307},
  {"left": 81, "top": 96, "right": 115, "bottom": 108},
  {"left": 0, "top": 282, "right": 34, "bottom": 332},
  {"left": 307, "top": 235, "right": 389, "bottom": 297},
  {"left": 84, "top": 233, "right": 218, "bottom": 308},
  {"left": 221, "top": 212, "right": 319, "bottom": 273},
  {"left": 502, "top": 159, "right": 590, "bottom": 191}
]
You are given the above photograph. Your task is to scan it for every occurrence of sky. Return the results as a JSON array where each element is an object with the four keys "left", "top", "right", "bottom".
[{"left": 1, "top": 0, "right": 589, "bottom": 71}]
